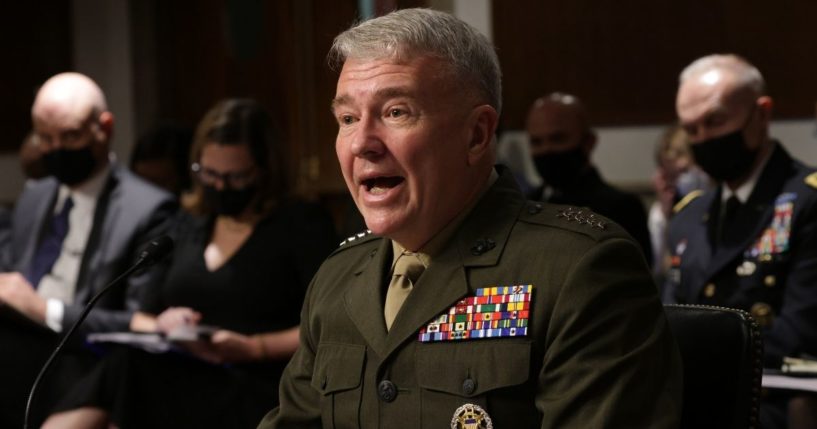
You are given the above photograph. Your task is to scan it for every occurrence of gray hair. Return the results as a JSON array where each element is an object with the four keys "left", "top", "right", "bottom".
[
  {"left": 329, "top": 8, "right": 502, "bottom": 113},
  {"left": 679, "top": 54, "right": 765, "bottom": 96}
]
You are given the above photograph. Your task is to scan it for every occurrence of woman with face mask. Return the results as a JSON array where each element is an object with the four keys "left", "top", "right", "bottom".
[
  {"left": 44, "top": 99, "right": 338, "bottom": 429},
  {"left": 649, "top": 125, "right": 711, "bottom": 284}
]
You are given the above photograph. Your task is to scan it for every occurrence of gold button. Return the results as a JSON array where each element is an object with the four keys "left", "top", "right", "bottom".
[
  {"left": 764, "top": 275, "right": 776, "bottom": 287},
  {"left": 704, "top": 283, "right": 716, "bottom": 298},
  {"left": 759, "top": 254, "right": 773, "bottom": 262},
  {"left": 751, "top": 302, "right": 774, "bottom": 327}
]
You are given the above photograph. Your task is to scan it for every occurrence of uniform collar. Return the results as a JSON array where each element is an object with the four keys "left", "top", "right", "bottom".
[
  {"left": 390, "top": 169, "right": 499, "bottom": 268},
  {"left": 721, "top": 143, "right": 774, "bottom": 204}
]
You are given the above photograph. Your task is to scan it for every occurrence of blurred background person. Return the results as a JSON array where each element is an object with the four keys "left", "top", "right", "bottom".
[
  {"left": 0, "top": 72, "right": 176, "bottom": 428},
  {"left": 19, "top": 131, "right": 48, "bottom": 180},
  {"left": 526, "top": 92, "right": 652, "bottom": 263},
  {"left": 649, "top": 125, "right": 710, "bottom": 284},
  {"left": 44, "top": 98, "right": 338, "bottom": 429},
  {"left": 665, "top": 54, "right": 817, "bottom": 429},
  {"left": 129, "top": 124, "right": 194, "bottom": 198}
]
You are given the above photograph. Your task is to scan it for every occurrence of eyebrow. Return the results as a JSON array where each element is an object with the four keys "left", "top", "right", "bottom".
[{"left": 330, "top": 86, "right": 415, "bottom": 114}]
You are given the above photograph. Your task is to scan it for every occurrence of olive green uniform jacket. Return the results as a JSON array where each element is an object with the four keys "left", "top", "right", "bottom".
[{"left": 259, "top": 168, "right": 682, "bottom": 428}]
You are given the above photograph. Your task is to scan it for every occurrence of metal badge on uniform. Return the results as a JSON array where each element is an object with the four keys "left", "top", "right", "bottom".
[
  {"left": 675, "top": 239, "right": 687, "bottom": 257},
  {"left": 750, "top": 302, "right": 774, "bottom": 328},
  {"left": 736, "top": 261, "right": 756, "bottom": 277},
  {"left": 418, "top": 285, "right": 533, "bottom": 342},
  {"left": 451, "top": 403, "right": 493, "bottom": 429},
  {"left": 746, "top": 193, "right": 794, "bottom": 259}
]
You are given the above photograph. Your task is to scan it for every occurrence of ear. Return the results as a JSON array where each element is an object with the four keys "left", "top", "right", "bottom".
[
  {"left": 756, "top": 96, "right": 773, "bottom": 124},
  {"left": 466, "top": 105, "right": 499, "bottom": 166},
  {"left": 581, "top": 131, "right": 597, "bottom": 156},
  {"left": 96, "top": 111, "right": 115, "bottom": 142}
]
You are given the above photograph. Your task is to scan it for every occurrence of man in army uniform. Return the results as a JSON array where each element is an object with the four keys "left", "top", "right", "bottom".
[
  {"left": 664, "top": 54, "right": 817, "bottom": 428},
  {"left": 259, "top": 8, "right": 681, "bottom": 428}
]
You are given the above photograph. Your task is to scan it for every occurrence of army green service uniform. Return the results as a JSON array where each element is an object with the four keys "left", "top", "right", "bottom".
[{"left": 259, "top": 168, "right": 682, "bottom": 428}]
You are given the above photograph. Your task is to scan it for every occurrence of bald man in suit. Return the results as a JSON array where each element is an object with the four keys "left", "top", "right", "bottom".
[{"left": 0, "top": 72, "right": 176, "bottom": 427}]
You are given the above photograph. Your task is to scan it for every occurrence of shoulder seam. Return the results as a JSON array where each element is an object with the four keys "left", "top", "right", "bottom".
[{"left": 673, "top": 190, "right": 704, "bottom": 214}]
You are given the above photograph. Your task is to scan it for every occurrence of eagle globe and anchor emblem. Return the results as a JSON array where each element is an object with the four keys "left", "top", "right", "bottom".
[{"left": 451, "top": 403, "right": 493, "bottom": 429}]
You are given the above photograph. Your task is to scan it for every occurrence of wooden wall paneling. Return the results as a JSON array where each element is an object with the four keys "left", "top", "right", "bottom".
[
  {"left": 493, "top": 0, "right": 817, "bottom": 131},
  {"left": 143, "top": 0, "right": 363, "bottom": 196},
  {"left": 1, "top": 3, "right": 73, "bottom": 153}
]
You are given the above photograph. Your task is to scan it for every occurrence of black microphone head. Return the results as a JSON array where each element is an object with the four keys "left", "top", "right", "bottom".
[{"left": 138, "top": 235, "right": 174, "bottom": 266}]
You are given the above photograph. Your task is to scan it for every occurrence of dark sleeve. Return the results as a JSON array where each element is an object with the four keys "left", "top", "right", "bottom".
[
  {"left": 0, "top": 205, "right": 11, "bottom": 271},
  {"left": 765, "top": 197, "right": 817, "bottom": 363},
  {"left": 137, "top": 210, "right": 189, "bottom": 315},
  {"left": 62, "top": 196, "right": 178, "bottom": 333},
  {"left": 290, "top": 202, "right": 338, "bottom": 290},
  {"left": 620, "top": 194, "right": 654, "bottom": 269},
  {"left": 257, "top": 273, "right": 323, "bottom": 428},
  {"left": 538, "top": 236, "right": 682, "bottom": 428}
]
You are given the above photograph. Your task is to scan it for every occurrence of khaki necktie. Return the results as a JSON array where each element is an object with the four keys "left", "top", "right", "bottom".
[{"left": 384, "top": 252, "right": 425, "bottom": 331}]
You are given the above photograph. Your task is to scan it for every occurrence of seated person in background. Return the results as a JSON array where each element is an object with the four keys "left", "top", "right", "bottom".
[
  {"left": 649, "top": 125, "right": 710, "bottom": 283},
  {"left": 130, "top": 124, "right": 194, "bottom": 197},
  {"left": 259, "top": 8, "right": 680, "bottom": 428},
  {"left": 664, "top": 53, "right": 817, "bottom": 429},
  {"left": 0, "top": 205, "right": 9, "bottom": 270},
  {"left": 44, "top": 98, "right": 338, "bottom": 429},
  {"left": 526, "top": 93, "right": 653, "bottom": 263},
  {"left": 0, "top": 72, "right": 176, "bottom": 428},
  {"left": 19, "top": 131, "right": 49, "bottom": 180}
]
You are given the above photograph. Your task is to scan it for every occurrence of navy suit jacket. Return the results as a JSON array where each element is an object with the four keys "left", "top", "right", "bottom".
[
  {"left": 3, "top": 164, "right": 177, "bottom": 332},
  {"left": 665, "top": 143, "right": 817, "bottom": 365}
]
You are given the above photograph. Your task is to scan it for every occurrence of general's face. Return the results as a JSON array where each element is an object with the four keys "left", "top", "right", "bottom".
[
  {"left": 676, "top": 70, "right": 761, "bottom": 148},
  {"left": 526, "top": 104, "right": 587, "bottom": 157},
  {"left": 332, "top": 55, "right": 482, "bottom": 249}
]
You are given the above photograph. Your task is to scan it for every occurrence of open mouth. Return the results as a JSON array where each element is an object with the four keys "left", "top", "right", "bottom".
[{"left": 363, "top": 176, "right": 405, "bottom": 195}]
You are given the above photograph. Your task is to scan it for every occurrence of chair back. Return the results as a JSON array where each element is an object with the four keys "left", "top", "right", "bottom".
[{"left": 664, "top": 304, "right": 763, "bottom": 429}]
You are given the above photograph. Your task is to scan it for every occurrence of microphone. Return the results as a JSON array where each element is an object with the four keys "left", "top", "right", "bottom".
[
  {"left": 136, "top": 234, "right": 174, "bottom": 267},
  {"left": 23, "top": 235, "right": 174, "bottom": 429}
]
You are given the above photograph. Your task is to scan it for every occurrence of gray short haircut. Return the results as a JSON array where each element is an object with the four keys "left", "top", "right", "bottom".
[
  {"left": 329, "top": 8, "right": 502, "bottom": 113},
  {"left": 679, "top": 54, "right": 765, "bottom": 96}
]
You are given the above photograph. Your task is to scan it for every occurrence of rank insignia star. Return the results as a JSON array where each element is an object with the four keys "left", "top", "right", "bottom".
[{"left": 556, "top": 207, "right": 607, "bottom": 230}]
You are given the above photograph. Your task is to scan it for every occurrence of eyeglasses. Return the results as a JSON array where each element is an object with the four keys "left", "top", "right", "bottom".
[{"left": 191, "top": 163, "right": 257, "bottom": 189}]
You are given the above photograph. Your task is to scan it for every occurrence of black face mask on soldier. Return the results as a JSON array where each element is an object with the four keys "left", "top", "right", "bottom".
[
  {"left": 202, "top": 184, "right": 257, "bottom": 216},
  {"left": 690, "top": 107, "right": 759, "bottom": 183},
  {"left": 533, "top": 146, "right": 587, "bottom": 188},
  {"left": 43, "top": 146, "right": 97, "bottom": 186}
]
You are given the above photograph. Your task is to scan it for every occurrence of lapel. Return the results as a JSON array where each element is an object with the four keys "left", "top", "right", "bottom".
[
  {"left": 704, "top": 145, "right": 793, "bottom": 281},
  {"left": 19, "top": 181, "right": 60, "bottom": 276},
  {"left": 343, "top": 238, "right": 391, "bottom": 357},
  {"left": 382, "top": 169, "right": 525, "bottom": 357},
  {"left": 684, "top": 190, "right": 716, "bottom": 302},
  {"left": 75, "top": 168, "right": 119, "bottom": 299}
]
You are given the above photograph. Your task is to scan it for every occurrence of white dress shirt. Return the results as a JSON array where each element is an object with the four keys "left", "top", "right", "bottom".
[{"left": 38, "top": 164, "right": 110, "bottom": 332}]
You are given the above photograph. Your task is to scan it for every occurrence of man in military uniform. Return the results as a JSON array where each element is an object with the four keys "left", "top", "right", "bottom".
[
  {"left": 526, "top": 93, "right": 653, "bottom": 263},
  {"left": 259, "top": 8, "right": 681, "bottom": 428},
  {"left": 664, "top": 54, "right": 817, "bottom": 428}
]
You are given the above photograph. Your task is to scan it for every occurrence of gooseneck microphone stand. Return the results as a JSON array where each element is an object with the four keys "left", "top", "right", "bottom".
[{"left": 23, "top": 236, "right": 173, "bottom": 429}]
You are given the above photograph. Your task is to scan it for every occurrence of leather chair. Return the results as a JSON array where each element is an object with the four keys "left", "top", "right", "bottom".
[{"left": 664, "top": 304, "right": 763, "bottom": 429}]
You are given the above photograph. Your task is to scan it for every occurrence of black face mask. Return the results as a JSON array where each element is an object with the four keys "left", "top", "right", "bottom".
[
  {"left": 43, "top": 146, "right": 98, "bottom": 185},
  {"left": 690, "top": 113, "right": 758, "bottom": 183},
  {"left": 533, "top": 147, "right": 587, "bottom": 188},
  {"left": 203, "top": 185, "right": 257, "bottom": 216}
]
